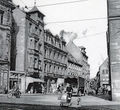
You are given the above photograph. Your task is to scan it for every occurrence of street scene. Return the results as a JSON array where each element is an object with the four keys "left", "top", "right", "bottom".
[{"left": 0, "top": 0, "right": 120, "bottom": 110}]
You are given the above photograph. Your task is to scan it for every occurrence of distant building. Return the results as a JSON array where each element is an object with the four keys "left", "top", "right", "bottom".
[
  {"left": 0, "top": 0, "right": 14, "bottom": 92},
  {"left": 44, "top": 30, "right": 68, "bottom": 93},
  {"left": 65, "top": 53, "right": 83, "bottom": 95},
  {"left": 62, "top": 30, "right": 90, "bottom": 94},
  {"left": 10, "top": 6, "right": 45, "bottom": 93},
  {"left": 99, "top": 58, "right": 109, "bottom": 87}
]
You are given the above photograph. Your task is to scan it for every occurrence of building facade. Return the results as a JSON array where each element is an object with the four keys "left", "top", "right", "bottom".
[
  {"left": 108, "top": 0, "right": 120, "bottom": 101},
  {"left": 10, "top": 6, "right": 44, "bottom": 93},
  {"left": 65, "top": 53, "right": 83, "bottom": 94},
  {"left": 99, "top": 58, "right": 109, "bottom": 87},
  {"left": 0, "top": 0, "right": 14, "bottom": 92},
  {"left": 79, "top": 46, "right": 90, "bottom": 93},
  {"left": 44, "top": 30, "right": 68, "bottom": 93},
  {"left": 62, "top": 30, "right": 90, "bottom": 94}
]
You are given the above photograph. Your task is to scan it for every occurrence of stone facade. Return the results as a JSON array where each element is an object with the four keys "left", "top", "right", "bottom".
[
  {"left": 44, "top": 30, "right": 68, "bottom": 93},
  {"left": 0, "top": 0, "right": 14, "bottom": 92},
  {"left": 108, "top": 0, "right": 120, "bottom": 101},
  {"left": 10, "top": 6, "right": 44, "bottom": 92}
]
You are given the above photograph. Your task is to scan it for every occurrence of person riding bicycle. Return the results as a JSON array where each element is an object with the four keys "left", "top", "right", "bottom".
[
  {"left": 66, "top": 84, "right": 73, "bottom": 98},
  {"left": 12, "top": 82, "right": 21, "bottom": 96}
]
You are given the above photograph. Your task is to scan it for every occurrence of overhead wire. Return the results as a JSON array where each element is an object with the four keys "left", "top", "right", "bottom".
[
  {"left": 76, "top": 31, "right": 106, "bottom": 39},
  {"left": 14, "top": 0, "right": 107, "bottom": 38},
  {"left": 16, "top": 0, "right": 107, "bottom": 24},
  {"left": 28, "top": 0, "right": 88, "bottom": 8},
  {"left": 45, "top": 17, "right": 107, "bottom": 24}
]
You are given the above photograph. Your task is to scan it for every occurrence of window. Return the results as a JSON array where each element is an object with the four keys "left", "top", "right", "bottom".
[
  {"left": 30, "top": 39, "right": 33, "bottom": 48},
  {"left": 44, "top": 64, "right": 47, "bottom": 72},
  {"left": 34, "top": 58, "right": 38, "bottom": 68},
  {"left": 0, "top": 10, "right": 4, "bottom": 24},
  {"left": 39, "top": 29, "right": 42, "bottom": 35},
  {"left": 39, "top": 61, "right": 42, "bottom": 70},
  {"left": 30, "top": 57, "right": 32, "bottom": 67},
  {"left": 29, "top": 23, "right": 32, "bottom": 33},
  {"left": 53, "top": 52, "right": 55, "bottom": 59},
  {"left": 35, "top": 40, "right": 38, "bottom": 50},
  {"left": 45, "top": 49, "right": 47, "bottom": 58},
  {"left": 38, "top": 44, "right": 41, "bottom": 51},
  {"left": 49, "top": 50, "right": 52, "bottom": 58},
  {"left": 35, "top": 26, "right": 38, "bottom": 34},
  {"left": 49, "top": 65, "right": 51, "bottom": 73},
  {"left": 54, "top": 66, "right": 56, "bottom": 73}
]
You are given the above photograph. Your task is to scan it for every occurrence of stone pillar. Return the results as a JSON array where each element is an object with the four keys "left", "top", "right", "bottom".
[{"left": 108, "top": 0, "right": 120, "bottom": 101}]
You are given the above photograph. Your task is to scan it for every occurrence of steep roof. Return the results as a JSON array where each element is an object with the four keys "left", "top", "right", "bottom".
[
  {"left": 68, "top": 53, "right": 82, "bottom": 67},
  {"left": 66, "top": 41, "right": 83, "bottom": 64},
  {"left": 100, "top": 58, "right": 108, "bottom": 69},
  {"left": 28, "top": 6, "right": 45, "bottom": 17}
]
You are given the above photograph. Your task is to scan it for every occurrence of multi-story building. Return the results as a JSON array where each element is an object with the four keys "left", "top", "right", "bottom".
[
  {"left": 10, "top": 6, "right": 45, "bottom": 93},
  {"left": 44, "top": 30, "right": 68, "bottom": 93},
  {"left": 108, "top": 0, "right": 120, "bottom": 101},
  {"left": 99, "top": 58, "right": 109, "bottom": 87},
  {"left": 63, "top": 32, "right": 90, "bottom": 94},
  {"left": 79, "top": 46, "right": 90, "bottom": 93},
  {"left": 0, "top": 0, "right": 14, "bottom": 92},
  {"left": 65, "top": 53, "right": 83, "bottom": 94}
]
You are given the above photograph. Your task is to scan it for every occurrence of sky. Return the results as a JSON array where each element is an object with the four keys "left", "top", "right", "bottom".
[{"left": 12, "top": 0, "right": 108, "bottom": 78}]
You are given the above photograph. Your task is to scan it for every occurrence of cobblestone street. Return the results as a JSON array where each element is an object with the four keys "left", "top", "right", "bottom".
[{"left": 0, "top": 94, "right": 120, "bottom": 110}]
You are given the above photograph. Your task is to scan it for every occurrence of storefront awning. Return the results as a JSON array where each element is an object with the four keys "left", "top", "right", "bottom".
[{"left": 26, "top": 77, "right": 44, "bottom": 83}]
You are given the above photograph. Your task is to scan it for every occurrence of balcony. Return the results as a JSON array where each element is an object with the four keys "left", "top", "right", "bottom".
[
  {"left": 0, "top": 24, "right": 10, "bottom": 30},
  {"left": 29, "top": 49, "right": 39, "bottom": 56}
]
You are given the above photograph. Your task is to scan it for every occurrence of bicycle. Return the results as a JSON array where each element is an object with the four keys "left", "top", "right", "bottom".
[{"left": 7, "top": 89, "right": 21, "bottom": 98}]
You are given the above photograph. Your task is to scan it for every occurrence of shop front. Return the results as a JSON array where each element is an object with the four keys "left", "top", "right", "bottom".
[
  {"left": 64, "top": 76, "right": 85, "bottom": 95},
  {"left": 25, "top": 77, "right": 44, "bottom": 93},
  {"left": 44, "top": 73, "right": 64, "bottom": 93},
  {"left": 9, "top": 71, "right": 25, "bottom": 93}
]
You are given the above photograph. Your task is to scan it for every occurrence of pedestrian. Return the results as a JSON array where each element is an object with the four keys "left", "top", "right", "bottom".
[
  {"left": 60, "top": 84, "right": 64, "bottom": 93},
  {"left": 66, "top": 84, "right": 73, "bottom": 98},
  {"left": 41, "top": 84, "right": 45, "bottom": 94},
  {"left": 77, "top": 96, "right": 81, "bottom": 105}
]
